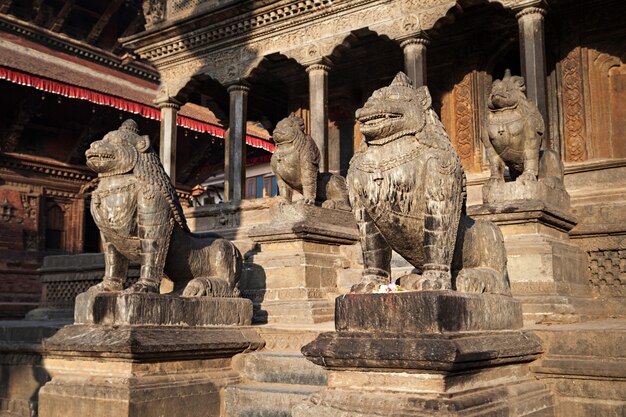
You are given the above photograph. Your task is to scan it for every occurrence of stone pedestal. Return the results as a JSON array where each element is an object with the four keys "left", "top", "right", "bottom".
[
  {"left": 37, "top": 292, "right": 262, "bottom": 417},
  {"left": 294, "top": 291, "right": 555, "bottom": 416},
  {"left": 469, "top": 200, "right": 590, "bottom": 323},
  {"left": 246, "top": 204, "right": 359, "bottom": 324}
]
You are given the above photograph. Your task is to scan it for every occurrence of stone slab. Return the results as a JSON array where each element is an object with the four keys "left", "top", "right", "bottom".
[
  {"left": 249, "top": 204, "right": 359, "bottom": 245},
  {"left": 336, "top": 291, "right": 523, "bottom": 333},
  {"left": 301, "top": 330, "right": 543, "bottom": 372},
  {"left": 74, "top": 291, "right": 253, "bottom": 327},
  {"left": 468, "top": 199, "right": 577, "bottom": 234},
  {"left": 43, "top": 324, "right": 264, "bottom": 360},
  {"left": 482, "top": 178, "right": 570, "bottom": 210},
  {"left": 293, "top": 378, "right": 554, "bottom": 417}
]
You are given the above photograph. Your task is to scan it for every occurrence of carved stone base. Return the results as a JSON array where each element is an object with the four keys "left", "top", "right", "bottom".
[
  {"left": 336, "top": 291, "right": 523, "bottom": 332},
  {"left": 482, "top": 178, "right": 570, "bottom": 209},
  {"left": 39, "top": 324, "right": 264, "bottom": 417},
  {"left": 74, "top": 291, "right": 253, "bottom": 326},
  {"left": 246, "top": 204, "right": 359, "bottom": 324},
  {"left": 469, "top": 201, "right": 591, "bottom": 323},
  {"left": 295, "top": 292, "right": 554, "bottom": 417}
]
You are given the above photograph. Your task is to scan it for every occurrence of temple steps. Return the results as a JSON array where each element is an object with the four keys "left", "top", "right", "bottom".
[{"left": 224, "top": 351, "right": 327, "bottom": 417}]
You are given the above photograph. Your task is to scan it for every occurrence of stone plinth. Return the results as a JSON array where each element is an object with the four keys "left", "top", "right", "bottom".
[
  {"left": 39, "top": 326, "right": 263, "bottom": 417},
  {"left": 482, "top": 178, "right": 570, "bottom": 209},
  {"left": 294, "top": 291, "right": 554, "bottom": 417},
  {"left": 469, "top": 200, "right": 590, "bottom": 323},
  {"left": 246, "top": 204, "right": 359, "bottom": 324},
  {"left": 75, "top": 291, "right": 253, "bottom": 326},
  {"left": 37, "top": 293, "right": 263, "bottom": 417},
  {"left": 336, "top": 291, "right": 522, "bottom": 333}
]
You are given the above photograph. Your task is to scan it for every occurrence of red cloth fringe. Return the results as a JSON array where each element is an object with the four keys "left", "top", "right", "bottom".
[{"left": 0, "top": 66, "right": 274, "bottom": 152}]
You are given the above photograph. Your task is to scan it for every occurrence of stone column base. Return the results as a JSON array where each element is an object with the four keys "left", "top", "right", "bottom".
[
  {"left": 39, "top": 324, "right": 264, "bottom": 417},
  {"left": 246, "top": 204, "right": 359, "bottom": 324}
]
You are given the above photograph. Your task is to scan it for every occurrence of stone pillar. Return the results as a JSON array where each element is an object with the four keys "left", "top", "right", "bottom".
[
  {"left": 516, "top": 5, "right": 549, "bottom": 147},
  {"left": 306, "top": 63, "right": 330, "bottom": 172},
  {"left": 401, "top": 36, "right": 430, "bottom": 88},
  {"left": 226, "top": 84, "right": 249, "bottom": 203},
  {"left": 157, "top": 99, "right": 180, "bottom": 183}
]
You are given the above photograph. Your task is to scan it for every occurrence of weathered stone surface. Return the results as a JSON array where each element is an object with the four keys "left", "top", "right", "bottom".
[
  {"left": 482, "top": 178, "right": 570, "bottom": 209},
  {"left": 347, "top": 73, "right": 509, "bottom": 296},
  {"left": 74, "top": 291, "right": 253, "bottom": 327},
  {"left": 246, "top": 203, "right": 358, "bottom": 324},
  {"left": 44, "top": 324, "right": 263, "bottom": 358},
  {"left": 530, "top": 319, "right": 626, "bottom": 417},
  {"left": 271, "top": 113, "right": 350, "bottom": 210},
  {"left": 84, "top": 120, "right": 242, "bottom": 296},
  {"left": 38, "top": 323, "right": 264, "bottom": 417},
  {"left": 335, "top": 291, "right": 523, "bottom": 333},
  {"left": 249, "top": 203, "right": 358, "bottom": 245},
  {"left": 0, "top": 320, "right": 65, "bottom": 417},
  {"left": 293, "top": 376, "right": 554, "bottom": 417},
  {"left": 302, "top": 330, "right": 542, "bottom": 372}
]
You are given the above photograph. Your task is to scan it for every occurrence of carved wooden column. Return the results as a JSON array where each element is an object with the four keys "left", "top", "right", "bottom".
[
  {"left": 226, "top": 83, "right": 249, "bottom": 203},
  {"left": 306, "top": 62, "right": 331, "bottom": 173},
  {"left": 401, "top": 36, "right": 430, "bottom": 88},
  {"left": 156, "top": 99, "right": 181, "bottom": 183},
  {"left": 516, "top": 5, "right": 550, "bottom": 147}
]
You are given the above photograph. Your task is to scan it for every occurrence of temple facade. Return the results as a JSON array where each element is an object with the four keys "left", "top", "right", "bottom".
[{"left": 125, "top": 0, "right": 625, "bottom": 297}]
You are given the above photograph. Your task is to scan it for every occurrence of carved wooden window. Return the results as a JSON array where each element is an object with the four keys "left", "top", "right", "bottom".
[{"left": 45, "top": 204, "right": 65, "bottom": 251}]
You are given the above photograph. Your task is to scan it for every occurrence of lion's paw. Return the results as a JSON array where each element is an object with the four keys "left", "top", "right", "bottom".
[
  {"left": 87, "top": 278, "right": 123, "bottom": 293},
  {"left": 124, "top": 281, "right": 159, "bottom": 294},
  {"left": 322, "top": 199, "right": 351, "bottom": 211},
  {"left": 296, "top": 197, "right": 315, "bottom": 206},
  {"left": 275, "top": 197, "right": 291, "bottom": 207},
  {"left": 350, "top": 275, "right": 388, "bottom": 293},
  {"left": 516, "top": 171, "right": 537, "bottom": 184},
  {"left": 182, "top": 278, "right": 210, "bottom": 297},
  {"left": 455, "top": 267, "right": 510, "bottom": 295},
  {"left": 403, "top": 270, "right": 451, "bottom": 291}
]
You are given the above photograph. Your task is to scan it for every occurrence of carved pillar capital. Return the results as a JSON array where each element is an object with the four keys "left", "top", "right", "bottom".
[
  {"left": 515, "top": 6, "right": 547, "bottom": 21},
  {"left": 306, "top": 63, "right": 332, "bottom": 74},
  {"left": 154, "top": 98, "right": 182, "bottom": 110},
  {"left": 226, "top": 83, "right": 251, "bottom": 94},
  {"left": 400, "top": 37, "right": 430, "bottom": 49}
]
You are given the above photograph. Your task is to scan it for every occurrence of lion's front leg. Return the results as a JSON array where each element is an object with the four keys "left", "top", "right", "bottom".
[
  {"left": 299, "top": 161, "right": 317, "bottom": 205},
  {"left": 88, "top": 238, "right": 127, "bottom": 293},
  {"left": 125, "top": 188, "right": 173, "bottom": 294},
  {"left": 351, "top": 205, "right": 392, "bottom": 293},
  {"left": 276, "top": 176, "right": 293, "bottom": 206}
]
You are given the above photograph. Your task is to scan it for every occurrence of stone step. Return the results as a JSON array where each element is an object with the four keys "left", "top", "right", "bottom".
[
  {"left": 521, "top": 302, "right": 576, "bottom": 314},
  {"left": 223, "top": 382, "right": 320, "bottom": 417},
  {"left": 235, "top": 351, "right": 327, "bottom": 386}
]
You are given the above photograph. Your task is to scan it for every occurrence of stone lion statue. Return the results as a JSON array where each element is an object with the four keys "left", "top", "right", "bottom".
[
  {"left": 485, "top": 69, "right": 562, "bottom": 186},
  {"left": 84, "top": 119, "right": 242, "bottom": 297},
  {"left": 347, "top": 72, "right": 509, "bottom": 295},
  {"left": 271, "top": 113, "right": 350, "bottom": 211}
]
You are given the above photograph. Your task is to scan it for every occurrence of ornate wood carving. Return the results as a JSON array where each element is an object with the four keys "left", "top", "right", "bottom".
[
  {"left": 560, "top": 46, "right": 586, "bottom": 162},
  {"left": 452, "top": 72, "right": 477, "bottom": 171}
]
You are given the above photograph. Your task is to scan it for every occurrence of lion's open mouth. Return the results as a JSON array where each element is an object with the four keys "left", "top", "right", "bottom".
[
  {"left": 359, "top": 113, "right": 402, "bottom": 127},
  {"left": 87, "top": 153, "right": 114, "bottom": 161}
]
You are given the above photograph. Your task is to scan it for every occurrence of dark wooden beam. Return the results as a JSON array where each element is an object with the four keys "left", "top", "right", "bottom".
[
  {"left": 86, "top": 0, "right": 124, "bottom": 44},
  {"left": 1, "top": 92, "right": 43, "bottom": 153},
  {"left": 0, "top": 0, "right": 14, "bottom": 14},
  {"left": 50, "top": 0, "right": 75, "bottom": 33},
  {"left": 32, "top": 0, "right": 46, "bottom": 25}
]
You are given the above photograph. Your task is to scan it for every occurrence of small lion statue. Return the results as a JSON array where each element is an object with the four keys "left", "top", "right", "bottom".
[
  {"left": 84, "top": 119, "right": 242, "bottom": 297},
  {"left": 271, "top": 113, "right": 350, "bottom": 211},
  {"left": 348, "top": 72, "right": 510, "bottom": 295},
  {"left": 485, "top": 69, "right": 563, "bottom": 187}
]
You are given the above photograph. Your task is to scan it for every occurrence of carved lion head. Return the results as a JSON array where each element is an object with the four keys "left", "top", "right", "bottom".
[
  {"left": 272, "top": 113, "right": 306, "bottom": 145},
  {"left": 85, "top": 119, "right": 151, "bottom": 176},
  {"left": 355, "top": 72, "right": 431, "bottom": 146},
  {"left": 488, "top": 69, "right": 526, "bottom": 110}
]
